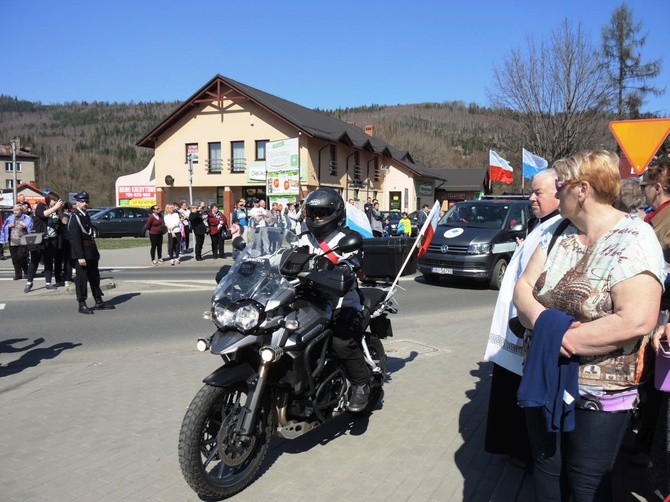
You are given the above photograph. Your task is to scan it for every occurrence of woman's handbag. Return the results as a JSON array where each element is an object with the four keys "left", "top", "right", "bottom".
[
  {"left": 20, "top": 232, "right": 45, "bottom": 251},
  {"left": 221, "top": 226, "right": 233, "bottom": 240}
]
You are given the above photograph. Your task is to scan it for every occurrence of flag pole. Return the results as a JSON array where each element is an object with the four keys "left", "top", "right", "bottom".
[{"left": 381, "top": 201, "right": 440, "bottom": 302}]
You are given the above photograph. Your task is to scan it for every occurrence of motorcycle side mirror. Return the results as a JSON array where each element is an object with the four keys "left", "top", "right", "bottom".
[
  {"left": 232, "top": 236, "right": 246, "bottom": 251},
  {"left": 332, "top": 231, "right": 363, "bottom": 254},
  {"left": 215, "top": 265, "right": 232, "bottom": 283}
]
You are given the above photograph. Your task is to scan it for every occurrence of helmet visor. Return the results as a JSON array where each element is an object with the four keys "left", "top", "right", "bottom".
[{"left": 306, "top": 206, "right": 335, "bottom": 219}]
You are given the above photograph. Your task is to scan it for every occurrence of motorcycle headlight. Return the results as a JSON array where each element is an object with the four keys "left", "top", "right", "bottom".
[
  {"left": 213, "top": 304, "right": 235, "bottom": 327},
  {"left": 235, "top": 305, "right": 261, "bottom": 331},
  {"left": 212, "top": 301, "right": 263, "bottom": 333},
  {"left": 468, "top": 243, "right": 492, "bottom": 254}
]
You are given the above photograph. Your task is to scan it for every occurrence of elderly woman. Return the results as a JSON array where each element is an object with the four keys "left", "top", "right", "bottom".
[
  {"left": 0, "top": 204, "right": 33, "bottom": 280},
  {"left": 513, "top": 150, "right": 665, "bottom": 502},
  {"left": 613, "top": 176, "right": 646, "bottom": 217}
]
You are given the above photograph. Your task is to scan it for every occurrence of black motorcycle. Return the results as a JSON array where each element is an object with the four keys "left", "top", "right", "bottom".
[{"left": 178, "top": 226, "right": 397, "bottom": 499}]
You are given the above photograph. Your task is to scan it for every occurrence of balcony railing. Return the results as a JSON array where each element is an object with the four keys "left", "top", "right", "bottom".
[
  {"left": 206, "top": 159, "right": 223, "bottom": 174},
  {"left": 229, "top": 158, "right": 246, "bottom": 173}
]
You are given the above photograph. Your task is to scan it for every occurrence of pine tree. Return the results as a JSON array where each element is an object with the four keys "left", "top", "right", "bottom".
[{"left": 601, "top": 2, "right": 663, "bottom": 119}]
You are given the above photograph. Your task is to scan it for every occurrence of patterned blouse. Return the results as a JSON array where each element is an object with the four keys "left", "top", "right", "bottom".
[{"left": 530, "top": 214, "right": 665, "bottom": 411}]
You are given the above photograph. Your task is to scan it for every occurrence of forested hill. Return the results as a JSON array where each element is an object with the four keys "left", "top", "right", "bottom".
[{"left": 0, "top": 95, "right": 508, "bottom": 205}]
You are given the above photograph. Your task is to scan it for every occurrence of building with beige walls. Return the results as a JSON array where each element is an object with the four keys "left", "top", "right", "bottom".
[{"left": 137, "top": 75, "right": 445, "bottom": 219}]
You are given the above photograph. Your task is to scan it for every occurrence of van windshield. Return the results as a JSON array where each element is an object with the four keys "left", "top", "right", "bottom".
[{"left": 440, "top": 203, "right": 510, "bottom": 229}]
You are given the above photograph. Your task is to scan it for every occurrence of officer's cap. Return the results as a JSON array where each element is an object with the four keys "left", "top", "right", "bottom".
[{"left": 75, "top": 192, "right": 90, "bottom": 202}]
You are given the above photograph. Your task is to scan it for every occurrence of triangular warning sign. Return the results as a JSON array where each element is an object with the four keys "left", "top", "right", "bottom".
[{"left": 609, "top": 119, "right": 670, "bottom": 174}]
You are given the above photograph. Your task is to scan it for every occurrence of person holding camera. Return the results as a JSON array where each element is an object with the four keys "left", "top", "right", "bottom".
[{"left": 25, "top": 190, "right": 63, "bottom": 293}]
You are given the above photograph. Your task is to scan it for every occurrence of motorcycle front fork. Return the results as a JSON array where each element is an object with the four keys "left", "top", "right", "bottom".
[{"left": 233, "top": 361, "right": 270, "bottom": 438}]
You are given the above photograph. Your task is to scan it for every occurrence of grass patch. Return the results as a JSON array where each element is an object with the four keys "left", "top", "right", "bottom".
[{"left": 95, "top": 237, "right": 150, "bottom": 250}]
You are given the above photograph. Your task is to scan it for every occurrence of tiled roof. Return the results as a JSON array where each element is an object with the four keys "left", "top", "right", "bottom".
[
  {"left": 138, "top": 74, "right": 445, "bottom": 181},
  {"left": 0, "top": 145, "right": 39, "bottom": 159}
]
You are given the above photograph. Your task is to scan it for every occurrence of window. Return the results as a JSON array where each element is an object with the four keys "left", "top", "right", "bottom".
[
  {"left": 5, "top": 162, "right": 21, "bottom": 172},
  {"left": 255, "top": 140, "right": 269, "bottom": 161},
  {"left": 353, "top": 151, "right": 361, "bottom": 179},
  {"left": 230, "top": 141, "right": 245, "bottom": 172},
  {"left": 329, "top": 144, "right": 338, "bottom": 175},
  {"left": 208, "top": 142, "right": 222, "bottom": 174},
  {"left": 186, "top": 143, "right": 199, "bottom": 163},
  {"left": 373, "top": 158, "right": 381, "bottom": 181}
]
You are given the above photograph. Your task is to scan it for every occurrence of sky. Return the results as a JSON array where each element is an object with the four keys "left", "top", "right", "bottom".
[{"left": 3, "top": 0, "right": 669, "bottom": 116}]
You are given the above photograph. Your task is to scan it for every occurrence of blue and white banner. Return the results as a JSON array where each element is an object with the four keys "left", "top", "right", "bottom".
[
  {"left": 345, "top": 204, "right": 373, "bottom": 238},
  {"left": 522, "top": 148, "right": 548, "bottom": 179}
]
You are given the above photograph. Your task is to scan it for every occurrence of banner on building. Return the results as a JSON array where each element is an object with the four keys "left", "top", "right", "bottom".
[
  {"left": 117, "top": 185, "right": 157, "bottom": 208},
  {"left": 266, "top": 138, "right": 300, "bottom": 196}
]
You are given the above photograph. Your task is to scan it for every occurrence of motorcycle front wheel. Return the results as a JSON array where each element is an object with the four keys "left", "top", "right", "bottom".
[{"left": 178, "top": 383, "right": 274, "bottom": 500}]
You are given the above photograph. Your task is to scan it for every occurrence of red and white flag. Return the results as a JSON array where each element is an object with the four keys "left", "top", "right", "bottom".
[
  {"left": 417, "top": 201, "right": 441, "bottom": 259},
  {"left": 489, "top": 150, "right": 514, "bottom": 184}
]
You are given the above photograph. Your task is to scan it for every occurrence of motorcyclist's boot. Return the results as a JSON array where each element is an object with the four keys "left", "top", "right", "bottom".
[{"left": 346, "top": 383, "right": 370, "bottom": 413}]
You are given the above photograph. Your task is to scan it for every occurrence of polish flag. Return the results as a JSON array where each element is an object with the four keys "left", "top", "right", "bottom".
[
  {"left": 417, "top": 201, "right": 441, "bottom": 259},
  {"left": 490, "top": 150, "right": 514, "bottom": 184}
]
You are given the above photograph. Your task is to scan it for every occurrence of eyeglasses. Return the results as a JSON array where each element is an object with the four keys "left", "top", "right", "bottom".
[{"left": 555, "top": 179, "right": 575, "bottom": 193}]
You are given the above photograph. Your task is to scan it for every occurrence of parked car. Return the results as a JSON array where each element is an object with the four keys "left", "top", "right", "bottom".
[
  {"left": 86, "top": 206, "right": 110, "bottom": 217},
  {"left": 417, "top": 199, "right": 531, "bottom": 289},
  {"left": 89, "top": 206, "right": 151, "bottom": 238}
]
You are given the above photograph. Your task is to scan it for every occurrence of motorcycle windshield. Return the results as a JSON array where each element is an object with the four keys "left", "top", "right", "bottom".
[{"left": 212, "top": 226, "right": 297, "bottom": 306}]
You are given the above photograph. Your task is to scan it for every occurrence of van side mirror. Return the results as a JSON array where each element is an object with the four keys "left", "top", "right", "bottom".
[{"left": 509, "top": 223, "right": 525, "bottom": 232}]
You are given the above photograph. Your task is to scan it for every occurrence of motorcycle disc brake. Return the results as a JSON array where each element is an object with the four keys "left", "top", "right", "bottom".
[{"left": 217, "top": 407, "right": 258, "bottom": 467}]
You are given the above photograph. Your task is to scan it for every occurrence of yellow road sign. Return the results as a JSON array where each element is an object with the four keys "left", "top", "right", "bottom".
[{"left": 609, "top": 119, "right": 670, "bottom": 174}]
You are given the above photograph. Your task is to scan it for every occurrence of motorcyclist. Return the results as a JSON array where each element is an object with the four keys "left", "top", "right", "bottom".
[{"left": 296, "top": 188, "right": 370, "bottom": 412}]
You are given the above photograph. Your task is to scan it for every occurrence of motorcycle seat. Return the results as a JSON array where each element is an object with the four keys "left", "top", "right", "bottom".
[{"left": 360, "top": 287, "right": 386, "bottom": 313}]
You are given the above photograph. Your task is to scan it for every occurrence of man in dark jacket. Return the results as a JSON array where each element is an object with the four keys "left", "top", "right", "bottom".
[{"left": 68, "top": 192, "right": 114, "bottom": 314}]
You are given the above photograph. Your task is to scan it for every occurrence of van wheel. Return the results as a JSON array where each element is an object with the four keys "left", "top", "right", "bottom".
[
  {"left": 422, "top": 273, "right": 440, "bottom": 284},
  {"left": 489, "top": 259, "right": 507, "bottom": 290}
]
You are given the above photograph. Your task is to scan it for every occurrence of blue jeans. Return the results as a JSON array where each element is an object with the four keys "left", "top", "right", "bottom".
[{"left": 525, "top": 407, "right": 630, "bottom": 502}]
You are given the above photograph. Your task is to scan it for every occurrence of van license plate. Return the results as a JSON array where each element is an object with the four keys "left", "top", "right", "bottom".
[{"left": 432, "top": 267, "right": 453, "bottom": 275}]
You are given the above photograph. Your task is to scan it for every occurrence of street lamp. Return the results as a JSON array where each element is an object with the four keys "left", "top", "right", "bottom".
[
  {"left": 187, "top": 153, "right": 194, "bottom": 205},
  {"left": 10, "top": 140, "right": 17, "bottom": 204}
]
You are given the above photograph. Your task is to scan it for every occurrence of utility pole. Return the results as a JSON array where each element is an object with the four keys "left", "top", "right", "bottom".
[
  {"left": 11, "top": 139, "right": 17, "bottom": 204},
  {"left": 187, "top": 153, "right": 194, "bottom": 205}
]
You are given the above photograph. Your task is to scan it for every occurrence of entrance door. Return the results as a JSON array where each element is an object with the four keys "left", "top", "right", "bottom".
[{"left": 389, "top": 191, "right": 401, "bottom": 211}]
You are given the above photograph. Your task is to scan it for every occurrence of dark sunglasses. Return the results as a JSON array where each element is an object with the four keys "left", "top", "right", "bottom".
[{"left": 555, "top": 179, "right": 574, "bottom": 193}]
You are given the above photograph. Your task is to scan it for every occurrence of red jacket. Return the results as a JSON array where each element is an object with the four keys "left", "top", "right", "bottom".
[
  {"left": 145, "top": 214, "right": 164, "bottom": 235},
  {"left": 207, "top": 211, "right": 228, "bottom": 236}
]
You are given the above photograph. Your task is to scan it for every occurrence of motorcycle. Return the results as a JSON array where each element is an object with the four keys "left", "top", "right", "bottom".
[{"left": 178, "top": 226, "right": 398, "bottom": 500}]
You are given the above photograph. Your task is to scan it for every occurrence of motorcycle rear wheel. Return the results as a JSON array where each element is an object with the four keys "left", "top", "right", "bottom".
[{"left": 178, "top": 383, "right": 274, "bottom": 499}]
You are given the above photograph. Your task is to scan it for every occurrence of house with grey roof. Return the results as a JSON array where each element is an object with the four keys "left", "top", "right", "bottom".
[{"left": 137, "top": 75, "right": 445, "bottom": 216}]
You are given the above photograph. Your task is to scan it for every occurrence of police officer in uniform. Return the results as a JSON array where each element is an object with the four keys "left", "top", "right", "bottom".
[{"left": 68, "top": 192, "right": 114, "bottom": 314}]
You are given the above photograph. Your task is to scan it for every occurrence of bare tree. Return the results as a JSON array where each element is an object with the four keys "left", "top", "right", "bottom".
[
  {"left": 487, "top": 19, "right": 614, "bottom": 161},
  {"left": 601, "top": 2, "right": 664, "bottom": 119}
]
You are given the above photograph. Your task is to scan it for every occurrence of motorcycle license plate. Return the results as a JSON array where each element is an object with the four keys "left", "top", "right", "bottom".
[{"left": 432, "top": 267, "right": 453, "bottom": 275}]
